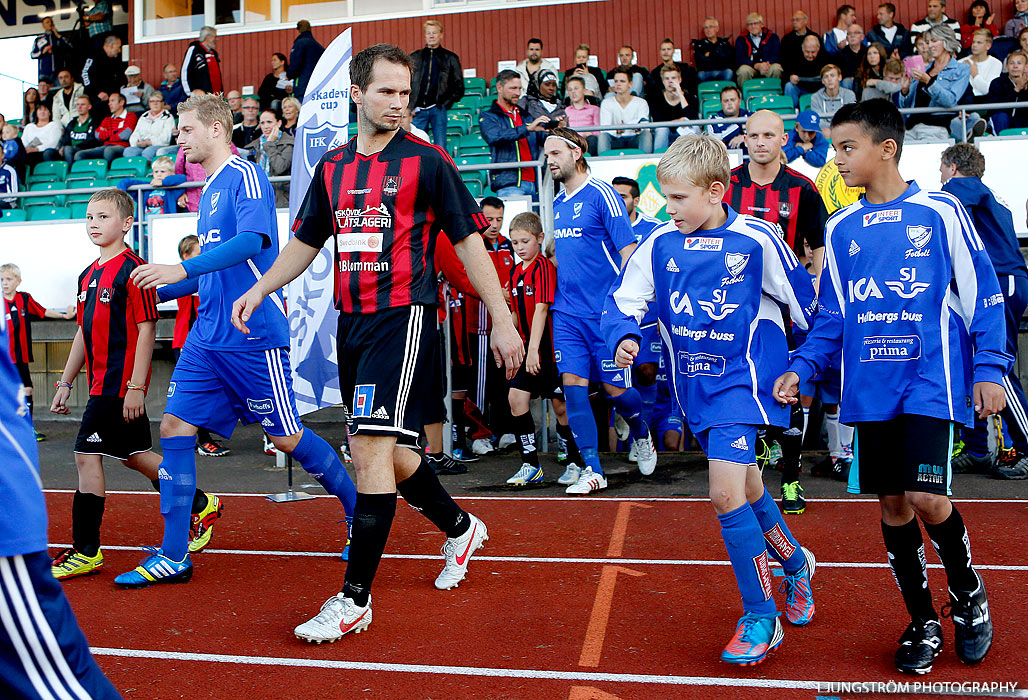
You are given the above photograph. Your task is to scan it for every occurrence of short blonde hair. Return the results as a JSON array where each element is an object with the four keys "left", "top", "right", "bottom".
[
  {"left": 178, "top": 92, "right": 233, "bottom": 144},
  {"left": 746, "top": 12, "right": 764, "bottom": 24},
  {"left": 509, "top": 211, "right": 543, "bottom": 237},
  {"left": 0, "top": 263, "right": 21, "bottom": 279},
  {"left": 656, "top": 134, "right": 730, "bottom": 190},
  {"left": 151, "top": 156, "right": 174, "bottom": 171},
  {"left": 88, "top": 189, "right": 135, "bottom": 221},
  {"left": 424, "top": 19, "right": 443, "bottom": 32}
]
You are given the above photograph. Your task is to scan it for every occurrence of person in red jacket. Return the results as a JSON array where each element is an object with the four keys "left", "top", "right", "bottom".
[{"left": 76, "top": 92, "right": 136, "bottom": 162}]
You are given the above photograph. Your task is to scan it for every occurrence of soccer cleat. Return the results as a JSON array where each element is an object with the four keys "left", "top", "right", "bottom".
[
  {"left": 613, "top": 412, "right": 630, "bottom": 442},
  {"left": 339, "top": 442, "right": 353, "bottom": 464},
  {"left": 196, "top": 440, "right": 229, "bottom": 457},
  {"left": 627, "top": 441, "right": 639, "bottom": 463},
  {"left": 497, "top": 433, "right": 517, "bottom": 450},
  {"left": 831, "top": 456, "right": 852, "bottom": 482},
  {"left": 992, "top": 450, "right": 1028, "bottom": 480},
  {"left": 565, "top": 467, "right": 607, "bottom": 495},
  {"left": 189, "top": 493, "right": 223, "bottom": 553},
  {"left": 556, "top": 435, "right": 569, "bottom": 465},
  {"left": 952, "top": 446, "right": 992, "bottom": 474},
  {"left": 942, "top": 572, "right": 993, "bottom": 665},
  {"left": 114, "top": 547, "right": 193, "bottom": 588},
  {"left": 450, "top": 447, "right": 479, "bottom": 463},
  {"left": 810, "top": 454, "right": 835, "bottom": 477},
  {"left": 435, "top": 513, "right": 488, "bottom": 590},
  {"left": 895, "top": 618, "right": 943, "bottom": 674},
  {"left": 340, "top": 517, "right": 352, "bottom": 562},
  {"left": 951, "top": 439, "right": 966, "bottom": 458},
  {"left": 756, "top": 436, "right": 773, "bottom": 471},
  {"left": 557, "top": 463, "right": 582, "bottom": 486},
  {"left": 51, "top": 547, "right": 103, "bottom": 580},
  {"left": 781, "top": 481, "right": 806, "bottom": 515},
  {"left": 263, "top": 434, "right": 278, "bottom": 456},
  {"left": 470, "top": 438, "right": 495, "bottom": 455},
  {"left": 779, "top": 546, "right": 816, "bottom": 625},
  {"left": 506, "top": 463, "right": 544, "bottom": 485},
  {"left": 427, "top": 453, "right": 468, "bottom": 475},
  {"left": 768, "top": 441, "right": 783, "bottom": 468},
  {"left": 34, "top": 429, "right": 46, "bottom": 442},
  {"left": 721, "top": 613, "right": 784, "bottom": 666},
  {"left": 634, "top": 434, "right": 657, "bottom": 476},
  {"left": 294, "top": 593, "right": 372, "bottom": 643}
]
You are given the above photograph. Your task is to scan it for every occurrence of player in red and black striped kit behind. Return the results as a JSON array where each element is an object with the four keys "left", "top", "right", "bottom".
[
  {"left": 2, "top": 262, "right": 74, "bottom": 440},
  {"left": 233, "top": 44, "right": 524, "bottom": 642},
  {"left": 504, "top": 211, "right": 584, "bottom": 486},
  {"left": 49, "top": 190, "right": 221, "bottom": 581},
  {"left": 724, "top": 109, "right": 830, "bottom": 515}
]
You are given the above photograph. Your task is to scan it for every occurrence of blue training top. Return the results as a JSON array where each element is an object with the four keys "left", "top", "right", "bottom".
[{"left": 942, "top": 176, "right": 1028, "bottom": 279}]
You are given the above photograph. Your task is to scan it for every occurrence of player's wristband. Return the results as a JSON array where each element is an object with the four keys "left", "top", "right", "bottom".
[
  {"left": 126, "top": 382, "right": 146, "bottom": 392},
  {"left": 55, "top": 381, "right": 73, "bottom": 389}
]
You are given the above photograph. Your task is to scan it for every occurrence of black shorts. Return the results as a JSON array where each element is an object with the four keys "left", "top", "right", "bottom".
[
  {"left": 337, "top": 305, "right": 436, "bottom": 450},
  {"left": 509, "top": 346, "right": 563, "bottom": 400},
  {"left": 850, "top": 414, "right": 954, "bottom": 496},
  {"left": 15, "top": 362, "right": 31, "bottom": 389},
  {"left": 74, "top": 395, "right": 153, "bottom": 460}
]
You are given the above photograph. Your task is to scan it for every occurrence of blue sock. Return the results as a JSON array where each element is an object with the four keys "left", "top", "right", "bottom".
[
  {"left": 718, "top": 503, "right": 778, "bottom": 616},
  {"left": 564, "top": 384, "right": 602, "bottom": 474},
  {"left": 636, "top": 381, "right": 657, "bottom": 426},
  {"left": 159, "top": 435, "right": 197, "bottom": 562},
  {"left": 750, "top": 488, "right": 806, "bottom": 573},
  {"left": 611, "top": 387, "right": 647, "bottom": 441},
  {"left": 291, "top": 428, "right": 356, "bottom": 518}
]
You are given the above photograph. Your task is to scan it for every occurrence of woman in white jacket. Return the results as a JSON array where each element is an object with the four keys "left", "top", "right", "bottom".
[
  {"left": 23, "top": 103, "right": 63, "bottom": 166},
  {"left": 124, "top": 92, "right": 175, "bottom": 160}
]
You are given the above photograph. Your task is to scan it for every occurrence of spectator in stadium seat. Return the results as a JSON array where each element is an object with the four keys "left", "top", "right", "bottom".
[
  {"left": 246, "top": 109, "right": 293, "bottom": 207},
  {"left": 897, "top": 24, "right": 971, "bottom": 142},
  {"left": 288, "top": 20, "right": 324, "bottom": 100},
  {"left": 647, "top": 39, "right": 693, "bottom": 97},
  {"left": 811, "top": 64, "right": 856, "bottom": 134},
  {"left": 120, "top": 65, "right": 154, "bottom": 116},
  {"left": 837, "top": 24, "right": 869, "bottom": 89},
  {"left": 961, "top": 0, "right": 999, "bottom": 50},
  {"left": 515, "top": 38, "right": 557, "bottom": 98},
  {"left": 693, "top": 17, "right": 737, "bottom": 83},
  {"left": 518, "top": 69, "right": 567, "bottom": 124},
  {"left": 824, "top": 5, "right": 858, "bottom": 54},
  {"left": 480, "top": 69, "right": 550, "bottom": 197},
  {"left": 22, "top": 88, "right": 40, "bottom": 125},
  {"left": 1006, "top": 0, "right": 1028, "bottom": 37},
  {"left": 647, "top": 63, "right": 699, "bottom": 151},
  {"left": 599, "top": 67, "right": 653, "bottom": 153},
  {"left": 232, "top": 96, "right": 260, "bottom": 153},
  {"left": 735, "top": 13, "right": 784, "bottom": 86},
  {"left": 855, "top": 43, "right": 891, "bottom": 99},
  {"left": 1020, "top": 26, "right": 1028, "bottom": 51},
  {"left": 706, "top": 84, "right": 751, "bottom": 150},
  {"left": 173, "top": 139, "right": 242, "bottom": 212},
  {"left": 181, "top": 26, "right": 222, "bottom": 95},
  {"left": 564, "top": 44, "right": 608, "bottom": 97},
  {"left": 868, "top": 2, "right": 912, "bottom": 58},
  {"left": 410, "top": 20, "right": 465, "bottom": 146},
  {"left": 59, "top": 96, "right": 98, "bottom": 163},
  {"left": 30, "top": 17, "right": 70, "bottom": 83},
  {"left": 280, "top": 96, "right": 301, "bottom": 136},
  {"left": 259, "top": 54, "right": 291, "bottom": 113},
  {"left": 399, "top": 105, "right": 429, "bottom": 141},
  {"left": 609, "top": 46, "right": 648, "bottom": 96},
  {"left": 226, "top": 90, "right": 243, "bottom": 124},
  {"left": 116, "top": 155, "right": 187, "bottom": 218},
  {"left": 785, "top": 34, "right": 831, "bottom": 107},
  {"left": 39, "top": 79, "right": 55, "bottom": 113},
  {"left": 81, "top": 92, "right": 136, "bottom": 162},
  {"left": 862, "top": 57, "right": 906, "bottom": 99},
  {"left": 1, "top": 124, "right": 26, "bottom": 182},
  {"left": 81, "top": 35, "right": 125, "bottom": 120},
  {"left": 783, "top": 108, "right": 830, "bottom": 167},
  {"left": 910, "top": 0, "right": 963, "bottom": 47},
  {"left": 780, "top": 10, "right": 818, "bottom": 74},
  {"left": 51, "top": 70, "right": 83, "bottom": 128},
  {"left": 563, "top": 75, "right": 600, "bottom": 154},
  {"left": 159, "top": 63, "right": 187, "bottom": 116},
  {"left": 21, "top": 104, "right": 61, "bottom": 166},
  {"left": 0, "top": 148, "right": 18, "bottom": 209},
  {"left": 125, "top": 92, "right": 174, "bottom": 161},
  {"left": 961, "top": 29, "right": 1003, "bottom": 96},
  {"left": 986, "top": 49, "right": 1028, "bottom": 132}
]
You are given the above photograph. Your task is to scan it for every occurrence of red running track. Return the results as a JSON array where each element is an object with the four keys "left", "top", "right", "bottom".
[{"left": 44, "top": 493, "right": 1028, "bottom": 700}]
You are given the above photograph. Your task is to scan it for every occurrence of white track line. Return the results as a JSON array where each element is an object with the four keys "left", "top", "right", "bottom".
[
  {"left": 47, "top": 543, "right": 1028, "bottom": 571},
  {"left": 85, "top": 647, "right": 1028, "bottom": 695}
]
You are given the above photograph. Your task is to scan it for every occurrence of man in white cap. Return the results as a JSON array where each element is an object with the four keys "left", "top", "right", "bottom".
[{"left": 121, "top": 65, "right": 155, "bottom": 115}]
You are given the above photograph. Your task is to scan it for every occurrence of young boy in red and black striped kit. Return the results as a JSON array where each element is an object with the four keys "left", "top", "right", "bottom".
[
  {"left": 49, "top": 190, "right": 221, "bottom": 581},
  {"left": 1, "top": 262, "right": 74, "bottom": 440}
]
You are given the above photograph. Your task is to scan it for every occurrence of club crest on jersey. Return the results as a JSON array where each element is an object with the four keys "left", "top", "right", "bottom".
[
  {"left": 906, "top": 225, "right": 932, "bottom": 251},
  {"left": 722, "top": 253, "right": 749, "bottom": 285},
  {"left": 573, "top": 202, "right": 584, "bottom": 219},
  {"left": 209, "top": 191, "right": 220, "bottom": 215},
  {"left": 382, "top": 176, "right": 402, "bottom": 196},
  {"left": 863, "top": 209, "right": 902, "bottom": 226},
  {"left": 778, "top": 202, "right": 792, "bottom": 219},
  {"left": 98, "top": 287, "right": 112, "bottom": 304}
]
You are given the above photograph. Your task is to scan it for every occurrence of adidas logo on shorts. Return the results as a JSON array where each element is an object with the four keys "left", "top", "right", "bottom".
[
  {"left": 730, "top": 435, "right": 749, "bottom": 450},
  {"left": 261, "top": 418, "right": 274, "bottom": 427},
  {"left": 665, "top": 257, "right": 680, "bottom": 272},
  {"left": 849, "top": 240, "right": 861, "bottom": 256},
  {"left": 86, "top": 432, "right": 102, "bottom": 443},
  {"left": 371, "top": 407, "right": 390, "bottom": 420}
]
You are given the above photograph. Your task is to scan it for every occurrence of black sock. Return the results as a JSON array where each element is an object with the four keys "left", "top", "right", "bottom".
[
  {"left": 197, "top": 428, "right": 213, "bottom": 444},
  {"left": 427, "top": 451, "right": 444, "bottom": 460},
  {"left": 923, "top": 506, "right": 978, "bottom": 593},
  {"left": 397, "top": 459, "right": 470, "bottom": 538},
  {"left": 151, "top": 479, "right": 160, "bottom": 492},
  {"left": 342, "top": 492, "right": 397, "bottom": 607},
  {"left": 882, "top": 518, "right": 938, "bottom": 622},
  {"left": 191, "top": 488, "right": 208, "bottom": 514},
  {"left": 556, "top": 422, "right": 583, "bottom": 463},
  {"left": 452, "top": 398, "right": 467, "bottom": 450},
  {"left": 779, "top": 429, "right": 802, "bottom": 483},
  {"left": 513, "top": 412, "right": 538, "bottom": 466},
  {"left": 72, "top": 491, "right": 105, "bottom": 557}
]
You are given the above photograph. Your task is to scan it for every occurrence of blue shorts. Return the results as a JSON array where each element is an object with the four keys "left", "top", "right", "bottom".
[
  {"left": 0, "top": 552, "right": 122, "bottom": 699},
  {"left": 654, "top": 411, "right": 684, "bottom": 438},
  {"left": 552, "top": 311, "right": 631, "bottom": 389},
  {"left": 798, "top": 365, "right": 841, "bottom": 406},
  {"left": 635, "top": 326, "right": 663, "bottom": 366},
  {"left": 165, "top": 343, "right": 302, "bottom": 438},
  {"left": 695, "top": 424, "right": 759, "bottom": 465}
]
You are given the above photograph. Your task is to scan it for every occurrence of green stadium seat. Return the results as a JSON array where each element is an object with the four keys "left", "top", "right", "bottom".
[
  {"left": 462, "top": 179, "right": 484, "bottom": 198},
  {"left": 783, "top": 120, "right": 796, "bottom": 132},
  {"left": 742, "top": 78, "right": 782, "bottom": 95},
  {"left": 28, "top": 181, "right": 67, "bottom": 206},
  {"left": 1, "top": 209, "right": 27, "bottom": 222},
  {"left": 109, "top": 156, "right": 148, "bottom": 178},
  {"left": 463, "top": 77, "right": 487, "bottom": 96},
  {"left": 69, "top": 201, "right": 89, "bottom": 218},
  {"left": 70, "top": 159, "right": 108, "bottom": 178},
  {"left": 452, "top": 96, "right": 481, "bottom": 114},
  {"left": 698, "top": 80, "right": 735, "bottom": 98},
  {"left": 748, "top": 94, "right": 794, "bottom": 114},
  {"left": 455, "top": 154, "right": 491, "bottom": 186},
  {"left": 27, "top": 161, "right": 69, "bottom": 186},
  {"left": 798, "top": 93, "right": 813, "bottom": 112},
  {"left": 597, "top": 148, "right": 645, "bottom": 156},
  {"left": 446, "top": 112, "right": 473, "bottom": 135},
  {"left": 999, "top": 127, "right": 1028, "bottom": 136},
  {"left": 26, "top": 205, "right": 70, "bottom": 221}
]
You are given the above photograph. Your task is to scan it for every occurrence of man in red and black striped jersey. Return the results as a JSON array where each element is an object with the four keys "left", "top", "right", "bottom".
[
  {"left": 233, "top": 44, "right": 524, "bottom": 643},
  {"left": 2, "top": 263, "right": 73, "bottom": 438}
]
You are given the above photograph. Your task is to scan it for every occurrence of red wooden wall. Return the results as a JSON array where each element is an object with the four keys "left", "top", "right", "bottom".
[{"left": 127, "top": 0, "right": 1012, "bottom": 92}]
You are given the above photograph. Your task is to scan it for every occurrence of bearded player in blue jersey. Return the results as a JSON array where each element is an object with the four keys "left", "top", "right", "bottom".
[
  {"left": 604, "top": 134, "right": 817, "bottom": 666},
  {"left": 545, "top": 128, "right": 656, "bottom": 494},
  {"left": 123, "top": 94, "right": 358, "bottom": 587},
  {"left": 775, "top": 100, "right": 1008, "bottom": 675},
  {"left": 0, "top": 295, "right": 123, "bottom": 699}
]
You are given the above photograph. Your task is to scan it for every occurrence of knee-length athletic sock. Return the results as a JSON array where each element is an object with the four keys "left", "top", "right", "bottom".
[
  {"left": 291, "top": 428, "right": 356, "bottom": 517},
  {"left": 563, "top": 384, "right": 602, "bottom": 474},
  {"left": 882, "top": 517, "right": 937, "bottom": 622},
  {"left": 158, "top": 435, "right": 198, "bottom": 562},
  {"left": 923, "top": 507, "right": 978, "bottom": 594},
  {"left": 396, "top": 458, "right": 470, "bottom": 538},
  {"left": 72, "top": 491, "right": 105, "bottom": 557},
  {"left": 718, "top": 503, "right": 778, "bottom": 616},
  {"left": 825, "top": 410, "right": 843, "bottom": 457},
  {"left": 750, "top": 488, "right": 806, "bottom": 573},
  {"left": 610, "top": 388, "right": 648, "bottom": 441},
  {"left": 556, "top": 421, "right": 584, "bottom": 464},
  {"left": 342, "top": 492, "right": 397, "bottom": 607},
  {"left": 150, "top": 480, "right": 209, "bottom": 515},
  {"left": 636, "top": 381, "right": 657, "bottom": 426},
  {"left": 513, "top": 411, "right": 539, "bottom": 467}
]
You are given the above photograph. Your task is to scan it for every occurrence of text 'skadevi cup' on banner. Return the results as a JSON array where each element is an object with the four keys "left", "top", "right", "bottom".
[{"left": 286, "top": 29, "right": 352, "bottom": 416}]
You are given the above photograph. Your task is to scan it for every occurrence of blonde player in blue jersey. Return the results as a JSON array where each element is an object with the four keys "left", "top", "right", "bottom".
[{"left": 603, "top": 134, "right": 817, "bottom": 666}]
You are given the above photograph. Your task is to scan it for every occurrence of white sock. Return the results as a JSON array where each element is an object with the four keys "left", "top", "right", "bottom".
[
  {"left": 801, "top": 406, "right": 810, "bottom": 441},
  {"left": 826, "top": 410, "right": 842, "bottom": 457},
  {"left": 839, "top": 424, "right": 854, "bottom": 454}
]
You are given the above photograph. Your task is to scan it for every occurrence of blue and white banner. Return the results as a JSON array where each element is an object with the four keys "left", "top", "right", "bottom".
[{"left": 286, "top": 28, "right": 352, "bottom": 416}]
